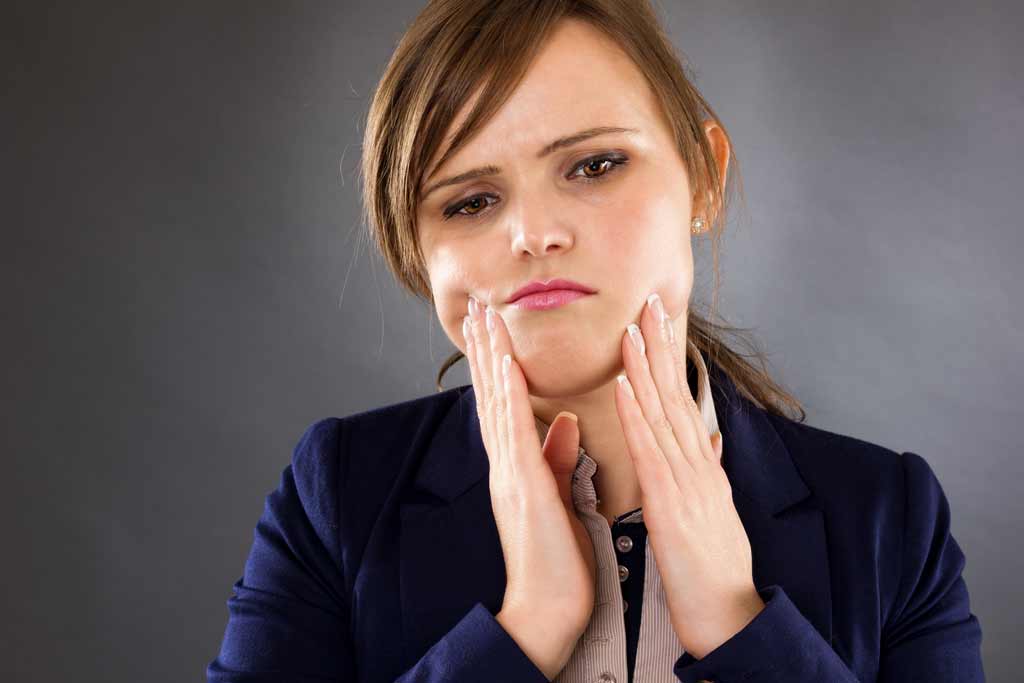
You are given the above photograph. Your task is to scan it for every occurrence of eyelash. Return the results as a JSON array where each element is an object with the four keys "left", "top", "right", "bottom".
[{"left": 441, "top": 152, "right": 629, "bottom": 221}]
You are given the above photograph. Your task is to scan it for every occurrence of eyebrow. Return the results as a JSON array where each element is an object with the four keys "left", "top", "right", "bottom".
[{"left": 419, "top": 126, "right": 640, "bottom": 201}]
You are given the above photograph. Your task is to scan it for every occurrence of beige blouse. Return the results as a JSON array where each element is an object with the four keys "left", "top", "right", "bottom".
[{"left": 533, "top": 338, "right": 720, "bottom": 683}]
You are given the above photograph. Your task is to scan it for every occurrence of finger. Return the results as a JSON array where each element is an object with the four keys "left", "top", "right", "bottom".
[
  {"left": 614, "top": 372, "right": 680, "bottom": 516},
  {"left": 641, "top": 295, "right": 709, "bottom": 470},
  {"left": 677, "top": 337, "right": 717, "bottom": 465},
  {"left": 468, "top": 298, "right": 499, "bottom": 466},
  {"left": 644, "top": 294, "right": 715, "bottom": 467},
  {"left": 712, "top": 430, "right": 724, "bottom": 462},
  {"left": 622, "top": 322, "right": 696, "bottom": 492},
  {"left": 463, "top": 313, "right": 497, "bottom": 467},
  {"left": 502, "top": 352, "right": 550, "bottom": 484},
  {"left": 488, "top": 304, "right": 545, "bottom": 477},
  {"left": 493, "top": 308, "right": 548, "bottom": 474},
  {"left": 484, "top": 305, "right": 510, "bottom": 462}
]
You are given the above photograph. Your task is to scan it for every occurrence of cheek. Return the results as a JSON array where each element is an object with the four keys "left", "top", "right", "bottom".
[
  {"left": 597, "top": 186, "right": 695, "bottom": 318},
  {"left": 425, "top": 246, "right": 480, "bottom": 345},
  {"left": 435, "top": 295, "right": 461, "bottom": 338},
  {"left": 605, "top": 190, "right": 692, "bottom": 275}
]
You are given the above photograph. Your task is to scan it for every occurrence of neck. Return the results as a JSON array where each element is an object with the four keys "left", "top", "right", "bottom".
[
  {"left": 529, "top": 318, "right": 691, "bottom": 526},
  {"left": 531, "top": 378, "right": 641, "bottom": 525}
]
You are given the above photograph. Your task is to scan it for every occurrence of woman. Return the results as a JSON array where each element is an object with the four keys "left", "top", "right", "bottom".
[{"left": 207, "top": 1, "right": 985, "bottom": 681}]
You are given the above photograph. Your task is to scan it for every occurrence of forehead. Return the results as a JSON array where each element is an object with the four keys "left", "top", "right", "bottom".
[{"left": 425, "top": 18, "right": 665, "bottom": 179}]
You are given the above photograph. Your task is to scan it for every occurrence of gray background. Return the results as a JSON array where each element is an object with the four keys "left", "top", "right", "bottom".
[{"left": 4, "top": 1, "right": 1021, "bottom": 681}]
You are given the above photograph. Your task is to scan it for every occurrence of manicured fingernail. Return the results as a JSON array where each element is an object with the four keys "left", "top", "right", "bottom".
[
  {"left": 647, "top": 292, "right": 665, "bottom": 322},
  {"left": 502, "top": 353, "right": 511, "bottom": 376},
  {"left": 627, "top": 323, "right": 645, "bottom": 355},
  {"left": 648, "top": 292, "right": 671, "bottom": 342},
  {"left": 485, "top": 306, "right": 495, "bottom": 332},
  {"left": 462, "top": 315, "right": 471, "bottom": 342},
  {"left": 468, "top": 296, "right": 478, "bottom": 318},
  {"left": 616, "top": 374, "right": 635, "bottom": 398}
]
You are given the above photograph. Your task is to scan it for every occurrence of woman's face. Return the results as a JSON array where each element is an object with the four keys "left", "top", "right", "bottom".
[{"left": 416, "top": 18, "right": 701, "bottom": 398}]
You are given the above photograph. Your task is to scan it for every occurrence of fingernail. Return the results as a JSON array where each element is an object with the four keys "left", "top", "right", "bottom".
[
  {"left": 616, "top": 374, "right": 635, "bottom": 398},
  {"left": 468, "top": 296, "right": 479, "bottom": 319},
  {"left": 485, "top": 305, "right": 495, "bottom": 332},
  {"left": 647, "top": 292, "right": 665, "bottom": 322},
  {"left": 627, "top": 323, "right": 645, "bottom": 355},
  {"left": 648, "top": 293, "right": 671, "bottom": 342},
  {"left": 462, "top": 315, "right": 471, "bottom": 342}
]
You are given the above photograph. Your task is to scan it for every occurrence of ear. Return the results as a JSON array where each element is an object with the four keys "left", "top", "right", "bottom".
[{"left": 697, "top": 118, "right": 731, "bottom": 222}]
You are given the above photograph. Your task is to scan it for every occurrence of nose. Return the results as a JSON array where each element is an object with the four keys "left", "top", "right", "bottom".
[{"left": 509, "top": 222, "right": 574, "bottom": 257}]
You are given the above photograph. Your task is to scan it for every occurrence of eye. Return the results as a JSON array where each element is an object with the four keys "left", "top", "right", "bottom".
[
  {"left": 569, "top": 152, "right": 629, "bottom": 182},
  {"left": 443, "top": 194, "right": 497, "bottom": 220},
  {"left": 441, "top": 152, "right": 629, "bottom": 221}
]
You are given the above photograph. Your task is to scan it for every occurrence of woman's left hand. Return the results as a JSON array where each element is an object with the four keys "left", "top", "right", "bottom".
[{"left": 614, "top": 292, "right": 765, "bottom": 660}]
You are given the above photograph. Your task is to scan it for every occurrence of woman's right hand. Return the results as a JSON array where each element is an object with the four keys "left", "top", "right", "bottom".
[{"left": 462, "top": 297, "right": 597, "bottom": 668}]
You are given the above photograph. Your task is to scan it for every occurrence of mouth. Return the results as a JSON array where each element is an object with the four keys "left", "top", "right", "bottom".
[
  {"left": 505, "top": 277, "right": 598, "bottom": 306},
  {"left": 509, "top": 289, "right": 594, "bottom": 311}
]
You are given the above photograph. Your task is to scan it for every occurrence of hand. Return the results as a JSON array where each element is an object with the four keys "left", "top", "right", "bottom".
[
  {"left": 462, "top": 297, "right": 598, "bottom": 675},
  {"left": 614, "top": 292, "right": 766, "bottom": 660}
]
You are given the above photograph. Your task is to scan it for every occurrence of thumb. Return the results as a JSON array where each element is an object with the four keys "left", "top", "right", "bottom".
[{"left": 540, "top": 411, "right": 580, "bottom": 507}]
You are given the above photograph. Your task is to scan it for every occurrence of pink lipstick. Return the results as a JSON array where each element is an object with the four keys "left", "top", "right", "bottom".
[{"left": 505, "top": 278, "right": 597, "bottom": 311}]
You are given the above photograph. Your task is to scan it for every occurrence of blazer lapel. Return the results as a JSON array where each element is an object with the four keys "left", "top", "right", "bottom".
[
  {"left": 397, "top": 387, "right": 505, "bottom": 665},
  {"left": 707, "top": 359, "right": 833, "bottom": 648},
  {"left": 397, "top": 357, "right": 833, "bottom": 668}
]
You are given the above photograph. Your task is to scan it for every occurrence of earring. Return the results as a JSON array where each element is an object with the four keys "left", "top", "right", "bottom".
[{"left": 690, "top": 216, "right": 706, "bottom": 234}]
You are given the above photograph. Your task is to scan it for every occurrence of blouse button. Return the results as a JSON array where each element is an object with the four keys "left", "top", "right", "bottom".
[
  {"left": 615, "top": 535, "right": 633, "bottom": 553},
  {"left": 598, "top": 674, "right": 616, "bottom": 683},
  {"left": 618, "top": 564, "right": 629, "bottom": 582},
  {"left": 623, "top": 599, "right": 628, "bottom": 612}
]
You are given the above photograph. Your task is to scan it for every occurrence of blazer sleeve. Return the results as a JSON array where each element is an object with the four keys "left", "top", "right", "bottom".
[
  {"left": 206, "top": 418, "right": 552, "bottom": 683},
  {"left": 671, "top": 450, "right": 985, "bottom": 683},
  {"left": 876, "top": 450, "right": 985, "bottom": 680}
]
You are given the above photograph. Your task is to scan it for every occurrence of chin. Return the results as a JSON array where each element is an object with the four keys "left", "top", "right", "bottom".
[{"left": 516, "top": 348, "right": 621, "bottom": 398}]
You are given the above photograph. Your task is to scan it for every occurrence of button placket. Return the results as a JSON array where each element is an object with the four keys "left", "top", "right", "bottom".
[
  {"left": 538, "top": 341, "right": 720, "bottom": 683},
  {"left": 561, "top": 498, "right": 628, "bottom": 683},
  {"left": 547, "top": 438, "right": 630, "bottom": 683}
]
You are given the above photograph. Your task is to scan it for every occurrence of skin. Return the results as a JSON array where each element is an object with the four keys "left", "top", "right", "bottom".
[
  {"left": 416, "top": 17, "right": 730, "bottom": 525},
  {"left": 416, "top": 17, "right": 763, "bottom": 659}
]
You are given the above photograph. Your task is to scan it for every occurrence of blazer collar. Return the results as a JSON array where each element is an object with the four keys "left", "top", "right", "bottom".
[{"left": 412, "top": 348, "right": 813, "bottom": 517}]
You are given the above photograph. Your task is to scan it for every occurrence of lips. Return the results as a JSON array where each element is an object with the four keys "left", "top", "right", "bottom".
[{"left": 506, "top": 278, "right": 597, "bottom": 304}]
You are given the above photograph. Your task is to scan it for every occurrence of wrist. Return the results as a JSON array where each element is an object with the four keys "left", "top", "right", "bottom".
[
  {"left": 681, "top": 588, "right": 766, "bottom": 659},
  {"left": 497, "top": 606, "right": 580, "bottom": 681}
]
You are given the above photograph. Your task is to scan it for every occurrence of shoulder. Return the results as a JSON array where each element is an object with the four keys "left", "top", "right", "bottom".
[
  {"left": 765, "top": 412, "right": 907, "bottom": 512},
  {"left": 762, "top": 411, "right": 966, "bottom": 617},
  {"left": 281, "top": 386, "right": 470, "bottom": 576},
  {"left": 290, "top": 385, "right": 469, "bottom": 490},
  {"left": 764, "top": 411, "right": 955, "bottom": 530},
  {"left": 764, "top": 411, "right": 951, "bottom": 524}
]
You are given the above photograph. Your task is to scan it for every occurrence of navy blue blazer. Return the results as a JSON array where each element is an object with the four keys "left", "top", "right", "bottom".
[{"left": 207, "top": 362, "right": 985, "bottom": 682}]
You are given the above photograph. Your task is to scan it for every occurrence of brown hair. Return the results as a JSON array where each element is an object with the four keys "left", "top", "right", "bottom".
[{"left": 358, "top": 0, "right": 806, "bottom": 422}]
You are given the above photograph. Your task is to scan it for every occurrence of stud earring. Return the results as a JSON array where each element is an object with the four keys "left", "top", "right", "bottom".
[{"left": 690, "top": 216, "right": 706, "bottom": 234}]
